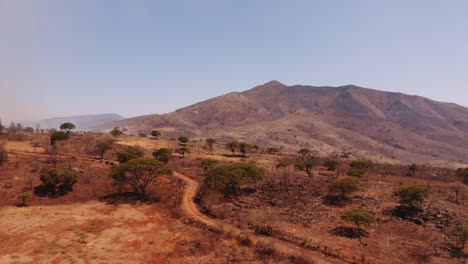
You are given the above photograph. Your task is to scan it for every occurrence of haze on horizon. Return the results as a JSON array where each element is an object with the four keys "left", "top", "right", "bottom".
[{"left": 1, "top": 0, "right": 467, "bottom": 123}]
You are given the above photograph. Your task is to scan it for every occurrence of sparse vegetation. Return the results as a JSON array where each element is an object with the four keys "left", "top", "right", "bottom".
[
  {"left": 447, "top": 224, "right": 468, "bottom": 250},
  {"left": 18, "top": 192, "right": 31, "bottom": 206}
]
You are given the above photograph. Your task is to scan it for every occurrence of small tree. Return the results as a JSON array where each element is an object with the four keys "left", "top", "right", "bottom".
[
  {"left": 95, "top": 139, "right": 114, "bottom": 159},
  {"left": 350, "top": 159, "right": 373, "bottom": 170},
  {"left": 395, "top": 185, "right": 431, "bottom": 209},
  {"left": 206, "top": 138, "right": 217, "bottom": 152},
  {"left": 110, "top": 127, "right": 124, "bottom": 137},
  {"left": 151, "top": 130, "right": 161, "bottom": 139},
  {"left": 19, "top": 192, "right": 31, "bottom": 206},
  {"left": 200, "top": 159, "right": 219, "bottom": 174},
  {"left": 226, "top": 141, "right": 239, "bottom": 156},
  {"left": 39, "top": 166, "right": 78, "bottom": 194},
  {"left": 294, "top": 148, "right": 319, "bottom": 178},
  {"left": 152, "top": 148, "right": 172, "bottom": 164},
  {"left": 448, "top": 224, "right": 468, "bottom": 250},
  {"left": 176, "top": 146, "right": 190, "bottom": 158},
  {"left": 0, "top": 141, "right": 8, "bottom": 166},
  {"left": 50, "top": 131, "right": 70, "bottom": 146},
  {"left": 178, "top": 135, "right": 189, "bottom": 145},
  {"left": 9, "top": 122, "right": 17, "bottom": 132},
  {"left": 328, "top": 176, "right": 360, "bottom": 200},
  {"left": 456, "top": 168, "right": 468, "bottom": 185},
  {"left": 239, "top": 142, "right": 254, "bottom": 158},
  {"left": 59, "top": 122, "right": 76, "bottom": 134},
  {"left": 408, "top": 164, "right": 417, "bottom": 177},
  {"left": 0, "top": 120, "right": 4, "bottom": 134},
  {"left": 116, "top": 146, "right": 144, "bottom": 163},
  {"left": 341, "top": 209, "right": 376, "bottom": 234},
  {"left": 110, "top": 158, "right": 172, "bottom": 200}
]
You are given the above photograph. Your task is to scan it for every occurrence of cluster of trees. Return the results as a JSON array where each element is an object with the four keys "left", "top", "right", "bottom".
[{"left": 225, "top": 141, "right": 258, "bottom": 157}]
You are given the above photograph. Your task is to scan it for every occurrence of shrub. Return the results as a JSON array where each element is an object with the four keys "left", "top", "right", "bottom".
[
  {"left": 395, "top": 185, "right": 431, "bottom": 208},
  {"left": 39, "top": 167, "right": 78, "bottom": 194},
  {"left": 19, "top": 192, "right": 31, "bottom": 206},
  {"left": 152, "top": 148, "right": 172, "bottom": 164},
  {"left": 347, "top": 169, "right": 366, "bottom": 178},
  {"left": 50, "top": 131, "right": 69, "bottom": 145},
  {"left": 350, "top": 159, "right": 373, "bottom": 170},
  {"left": 456, "top": 168, "right": 468, "bottom": 185},
  {"left": 204, "top": 162, "right": 265, "bottom": 198},
  {"left": 328, "top": 176, "right": 360, "bottom": 200},
  {"left": 151, "top": 130, "right": 161, "bottom": 139},
  {"left": 110, "top": 127, "right": 124, "bottom": 137},
  {"left": 94, "top": 138, "right": 114, "bottom": 159},
  {"left": 200, "top": 159, "right": 219, "bottom": 173},
  {"left": 116, "top": 146, "right": 144, "bottom": 163},
  {"left": 324, "top": 160, "right": 339, "bottom": 171},
  {"left": 0, "top": 141, "right": 8, "bottom": 166},
  {"left": 448, "top": 224, "right": 468, "bottom": 250}
]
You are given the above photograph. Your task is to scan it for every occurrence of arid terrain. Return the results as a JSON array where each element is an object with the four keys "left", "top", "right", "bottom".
[
  {"left": 115, "top": 81, "right": 468, "bottom": 167},
  {"left": 0, "top": 130, "right": 466, "bottom": 263}
]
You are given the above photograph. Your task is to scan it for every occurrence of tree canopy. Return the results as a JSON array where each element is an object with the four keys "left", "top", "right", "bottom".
[
  {"left": 59, "top": 122, "right": 76, "bottom": 133},
  {"left": 204, "top": 162, "right": 265, "bottom": 198},
  {"left": 50, "top": 131, "right": 70, "bottom": 145},
  {"left": 395, "top": 185, "right": 431, "bottom": 208},
  {"left": 110, "top": 158, "right": 172, "bottom": 199},
  {"left": 294, "top": 148, "right": 319, "bottom": 177}
]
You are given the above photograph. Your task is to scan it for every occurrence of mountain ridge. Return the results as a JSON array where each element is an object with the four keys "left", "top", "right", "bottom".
[{"left": 113, "top": 81, "right": 468, "bottom": 166}]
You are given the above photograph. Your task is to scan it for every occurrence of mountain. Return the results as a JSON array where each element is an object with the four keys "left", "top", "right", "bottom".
[
  {"left": 28, "top": 113, "right": 125, "bottom": 131},
  {"left": 116, "top": 81, "right": 468, "bottom": 166}
]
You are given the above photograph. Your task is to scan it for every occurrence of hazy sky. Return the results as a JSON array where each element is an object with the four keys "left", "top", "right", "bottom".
[{"left": 1, "top": 0, "right": 467, "bottom": 123}]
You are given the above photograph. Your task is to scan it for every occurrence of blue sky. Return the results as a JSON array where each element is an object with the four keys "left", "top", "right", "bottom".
[{"left": 1, "top": 0, "right": 467, "bottom": 122}]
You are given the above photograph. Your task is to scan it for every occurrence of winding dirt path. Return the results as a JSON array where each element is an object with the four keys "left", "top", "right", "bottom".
[{"left": 172, "top": 171, "right": 335, "bottom": 264}]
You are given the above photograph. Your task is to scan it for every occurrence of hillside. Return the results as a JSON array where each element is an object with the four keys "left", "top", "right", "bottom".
[
  {"left": 28, "top": 113, "right": 125, "bottom": 131},
  {"left": 116, "top": 81, "right": 468, "bottom": 166}
]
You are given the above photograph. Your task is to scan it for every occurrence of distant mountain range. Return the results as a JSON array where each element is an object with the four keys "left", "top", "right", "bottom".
[
  {"left": 27, "top": 113, "right": 125, "bottom": 131},
  {"left": 113, "top": 81, "right": 468, "bottom": 166}
]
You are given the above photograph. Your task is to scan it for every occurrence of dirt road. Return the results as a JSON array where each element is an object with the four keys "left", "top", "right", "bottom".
[{"left": 172, "top": 171, "right": 335, "bottom": 264}]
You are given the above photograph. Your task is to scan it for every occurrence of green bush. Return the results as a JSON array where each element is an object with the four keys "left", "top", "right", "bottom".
[
  {"left": 204, "top": 162, "right": 265, "bottom": 198},
  {"left": 328, "top": 176, "right": 360, "bottom": 199},
  {"left": 39, "top": 167, "right": 78, "bottom": 194},
  {"left": 116, "top": 146, "right": 144, "bottom": 163},
  {"left": 50, "top": 131, "right": 70, "bottom": 145},
  {"left": 324, "top": 160, "right": 339, "bottom": 171},
  {"left": 347, "top": 169, "right": 366, "bottom": 178},
  {"left": 350, "top": 159, "right": 373, "bottom": 170},
  {"left": 448, "top": 224, "right": 468, "bottom": 250},
  {"left": 341, "top": 209, "right": 376, "bottom": 232},
  {"left": 395, "top": 185, "right": 431, "bottom": 208},
  {"left": 152, "top": 148, "right": 172, "bottom": 164}
]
